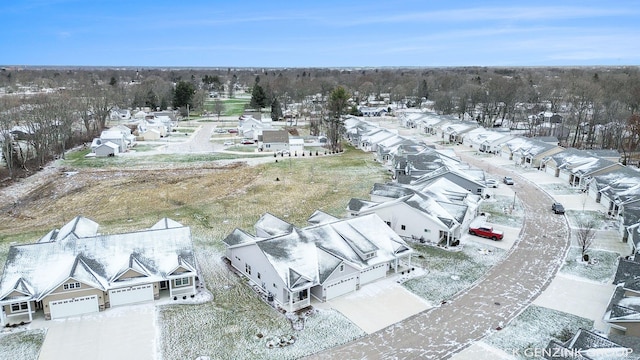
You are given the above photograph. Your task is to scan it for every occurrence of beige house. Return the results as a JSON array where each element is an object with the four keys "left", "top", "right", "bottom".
[{"left": 0, "top": 217, "right": 198, "bottom": 325}]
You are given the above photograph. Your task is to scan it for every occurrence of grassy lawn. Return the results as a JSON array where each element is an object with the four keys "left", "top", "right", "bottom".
[
  {"left": 478, "top": 194, "right": 525, "bottom": 227},
  {"left": 0, "top": 329, "right": 46, "bottom": 360},
  {"left": 203, "top": 98, "right": 250, "bottom": 117},
  {"left": 560, "top": 246, "right": 620, "bottom": 283},
  {"left": 484, "top": 305, "right": 592, "bottom": 359},
  {"left": 403, "top": 241, "right": 505, "bottom": 303}
]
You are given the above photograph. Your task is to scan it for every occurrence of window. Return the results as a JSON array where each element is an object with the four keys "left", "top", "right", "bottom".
[
  {"left": 11, "top": 302, "right": 28, "bottom": 312},
  {"left": 175, "top": 277, "right": 190, "bottom": 287},
  {"left": 424, "top": 229, "right": 431, "bottom": 233},
  {"left": 64, "top": 282, "right": 81, "bottom": 290},
  {"left": 257, "top": 272, "right": 261, "bottom": 279},
  {"left": 401, "top": 225, "right": 406, "bottom": 230},
  {"left": 385, "top": 221, "right": 391, "bottom": 227},
  {"left": 245, "top": 264, "right": 252, "bottom": 275},
  {"left": 339, "top": 264, "right": 344, "bottom": 272},
  {"left": 273, "top": 283, "right": 277, "bottom": 289}
]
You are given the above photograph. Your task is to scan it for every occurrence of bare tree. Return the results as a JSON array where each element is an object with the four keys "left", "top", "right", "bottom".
[{"left": 575, "top": 218, "right": 597, "bottom": 262}]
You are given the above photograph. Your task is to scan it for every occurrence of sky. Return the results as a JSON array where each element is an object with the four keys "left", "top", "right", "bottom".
[{"left": 2, "top": 0, "right": 640, "bottom": 68}]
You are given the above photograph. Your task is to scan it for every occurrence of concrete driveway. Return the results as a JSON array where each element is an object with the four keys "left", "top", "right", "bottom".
[
  {"left": 36, "top": 303, "right": 156, "bottom": 360},
  {"left": 313, "top": 271, "right": 432, "bottom": 334}
]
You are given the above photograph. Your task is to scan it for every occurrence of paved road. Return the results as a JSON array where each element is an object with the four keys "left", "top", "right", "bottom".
[{"left": 310, "top": 151, "right": 570, "bottom": 359}]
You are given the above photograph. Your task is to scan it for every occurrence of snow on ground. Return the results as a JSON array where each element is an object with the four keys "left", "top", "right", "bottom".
[
  {"left": 0, "top": 329, "right": 45, "bottom": 360},
  {"left": 403, "top": 241, "right": 506, "bottom": 304},
  {"left": 560, "top": 247, "right": 620, "bottom": 283},
  {"left": 483, "top": 305, "right": 593, "bottom": 359}
]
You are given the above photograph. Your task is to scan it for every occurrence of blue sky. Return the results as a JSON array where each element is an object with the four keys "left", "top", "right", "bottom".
[{"left": 2, "top": 0, "right": 640, "bottom": 67}]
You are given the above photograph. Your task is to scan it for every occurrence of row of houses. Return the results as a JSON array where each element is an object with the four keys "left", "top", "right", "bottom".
[
  {"left": 0, "top": 217, "right": 199, "bottom": 325},
  {"left": 399, "top": 112, "right": 640, "bottom": 254},
  {"left": 222, "top": 212, "right": 413, "bottom": 312},
  {"left": 220, "top": 115, "right": 499, "bottom": 313}
]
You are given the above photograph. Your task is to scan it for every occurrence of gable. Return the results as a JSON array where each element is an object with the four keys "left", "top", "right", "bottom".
[
  {"left": 1, "top": 289, "right": 32, "bottom": 301},
  {"left": 169, "top": 265, "right": 193, "bottom": 276},
  {"left": 114, "top": 268, "right": 148, "bottom": 282}
]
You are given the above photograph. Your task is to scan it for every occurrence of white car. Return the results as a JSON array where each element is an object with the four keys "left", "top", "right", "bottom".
[
  {"left": 223, "top": 141, "right": 234, "bottom": 146},
  {"left": 486, "top": 179, "right": 498, "bottom": 188}
]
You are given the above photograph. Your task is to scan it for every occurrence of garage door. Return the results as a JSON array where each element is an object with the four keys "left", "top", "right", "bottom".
[
  {"left": 50, "top": 295, "right": 99, "bottom": 319},
  {"left": 109, "top": 284, "right": 154, "bottom": 307},
  {"left": 325, "top": 276, "right": 357, "bottom": 300},
  {"left": 360, "top": 264, "right": 387, "bottom": 285}
]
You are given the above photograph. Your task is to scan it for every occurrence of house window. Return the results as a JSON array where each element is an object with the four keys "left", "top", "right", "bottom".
[
  {"left": 245, "top": 264, "right": 252, "bottom": 275},
  {"left": 175, "top": 277, "right": 190, "bottom": 287},
  {"left": 11, "top": 302, "right": 28, "bottom": 312},
  {"left": 477, "top": 188, "right": 482, "bottom": 194},
  {"left": 424, "top": 229, "right": 431, "bottom": 233},
  {"left": 339, "top": 264, "right": 344, "bottom": 272},
  {"left": 401, "top": 225, "right": 406, "bottom": 230},
  {"left": 63, "top": 282, "right": 81, "bottom": 290},
  {"left": 273, "top": 283, "right": 277, "bottom": 289},
  {"left": 385, "top": 221, "right": 391, "bottom": 227},
  {"left": 257, "top": 272, "right": 261, "bottom": 279}
]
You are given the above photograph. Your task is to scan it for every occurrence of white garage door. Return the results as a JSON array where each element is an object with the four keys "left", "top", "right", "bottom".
[
  {"left": 360, "top": 264, "right": 387, "bottom": 285},
  {"left": 325, "top": 276, "right": 357, "bottom": 300},
  {"left": 109, "top": 284, "right": 154, "bottom": 307},
  {"left": 50, "top": 295, "right": 99, "bottom": 319}
]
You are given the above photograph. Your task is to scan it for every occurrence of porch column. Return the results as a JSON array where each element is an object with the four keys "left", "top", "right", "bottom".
[
  {"left": 0, "top": 305, "right": 5, "bottom": 327},
  {"left": 289, "top": 291, "right": 293, "bottom": 312},
  {"left": 27, "top": 301, "right": 33, "bottom": 322},
  {"left": 169, "top": 279, "right": 174, "bottom": 297}
]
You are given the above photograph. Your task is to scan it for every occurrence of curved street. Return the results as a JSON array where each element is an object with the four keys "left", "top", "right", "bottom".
[{"left": 310, "top": 151, "right": 570, "bottom": 359}]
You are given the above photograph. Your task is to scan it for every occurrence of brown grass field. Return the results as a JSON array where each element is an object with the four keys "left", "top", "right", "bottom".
[{"left": 0, "top": 145, "right": 389, "bottom": 259}]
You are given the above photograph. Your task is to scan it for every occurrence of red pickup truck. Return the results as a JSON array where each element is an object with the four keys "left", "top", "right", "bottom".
[{"left": 469, "top": 225, "right": 504, "bottom": 241}]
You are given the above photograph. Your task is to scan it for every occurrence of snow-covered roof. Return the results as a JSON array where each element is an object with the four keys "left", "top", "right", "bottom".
[
  {"left": 0, "top": 217, "right": 196, "bottom": 302},
  {"left": 605, "top": 286, "right": 640, "bottom": 322},
  {"left": 306, "top": 210, "right": 338, "bottom": 225},
  {"left": 254, "top": 213, "right": 294, "bottom": 237},
  {"left": 232, "top": 214, "right": 411, "bottom": 290},
  {"left": 502, "top": 136, "right": 560, "bottom": 157}
]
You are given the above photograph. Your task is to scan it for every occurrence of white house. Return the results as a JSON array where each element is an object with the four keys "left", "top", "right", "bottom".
[
  {"left": 348, "top": 190, "right": 470, "bottom": 246},
  {"left": 289, "top": 138, "right": 304, "bottom": 155},
  {"left": 0, "top": 217, "right": 198, "bottom": 325},
  {"left": 222, "top": 213, "right": 413, "bottom": 312},
  {"left": 93, "top": 141, "right": 119, "bottom": 157}
]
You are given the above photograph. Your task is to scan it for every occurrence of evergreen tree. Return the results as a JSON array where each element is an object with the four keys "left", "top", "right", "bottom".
[
  {"left": 173, "top": 81, "right": 195, "bottom": 109},
  {"left": 271, "top": 97, "right": 283, "bottom": 121}
]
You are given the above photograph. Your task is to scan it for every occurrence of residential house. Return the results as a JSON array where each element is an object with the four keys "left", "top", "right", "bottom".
[
  {"left": 93, "top": 141, "right": 119, "bottom": 157},
  {"left": 462, "top": 128, "right": 513, "bottom": 154},
  {"left": 409, "top": 165, "right": 487, "bottom": 197},
  {"left": 500, "top": 137, "right": 563, "bottom": 168},
  {"left": 544, "top": 328, "right": 632, "bottom": 359},
  {"left": 604, "top": 284, "right": 640, "bottom": 337},
  {"left": 289, "top": 138, "right": 304, "bottom": 155},
  {"left": 258, "top": 130, "right": 290, "bottom": 153},
  {"left": 222, "top": 214, "right": 413, "bottom": 312},
  {"left": 347, "top": 191, "right": 468, "bottom": 246},
  {"left": 542, "top": 148, "right": 623, "bottom": 188},
  {"left": 442, "top": 121, "right": 479, "bottom": 144},
  {"left": 239, "top": 116, "right": 272, "bottom": 140},
  {"left": 0, "top": 217, "right": 198, "bottom": 325}
]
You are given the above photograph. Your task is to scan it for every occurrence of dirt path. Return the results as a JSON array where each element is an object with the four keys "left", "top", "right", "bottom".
[{"left": 309, "top": 150, "right": 570, "bottom": 359}]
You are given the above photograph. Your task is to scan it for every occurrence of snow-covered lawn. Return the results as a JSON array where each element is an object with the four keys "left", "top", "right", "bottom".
[
  {"left": 538, "top": 183, "right": 583, "bottom": 195},
  {"left": 560, "top": 247, "right": 620, "bottom": 283},
  {"left": 157, "top": 249, "right": 364, "bottom": 360},
  {"left": 478, "top": 194, "right": 524, "bottom": 227},
  {"left": 565, "top": 210, "right": 608, "bottom": 229},
  {"left": 0, "top": 329, "right": 46, "bottom": 360},
  {"left": 403, "top": 241, "right": 505, "bottom": 303},
  {"left": 483, "top": 305, "right": 592, "bottom": 359}
]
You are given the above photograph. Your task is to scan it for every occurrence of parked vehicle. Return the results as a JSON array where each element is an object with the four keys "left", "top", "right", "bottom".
[
  {"left": 552, "top": 202, "right": 565, "bottom": 214},
  {"left": 469, "top": 225, "right": 504, "bottom": 241},
  {"left": 503, "top": 176, "right": 514, "bottom": 185},
  {"left": 241, "top": 139, "right": 254, "bottom": 144},
  {"left": 486, "top": 179, "right": 498, "bottom": 188},
  {"left": 228, "top": 129, "right": 238, "bottom": 133},
  {"left": 223, "top": 141, "right": 234, "bottom": 146}
]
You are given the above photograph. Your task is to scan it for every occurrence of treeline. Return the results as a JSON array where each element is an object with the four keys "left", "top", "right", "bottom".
[{"left": 1, "top": 66, "right": 640, "bottom": 178}]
